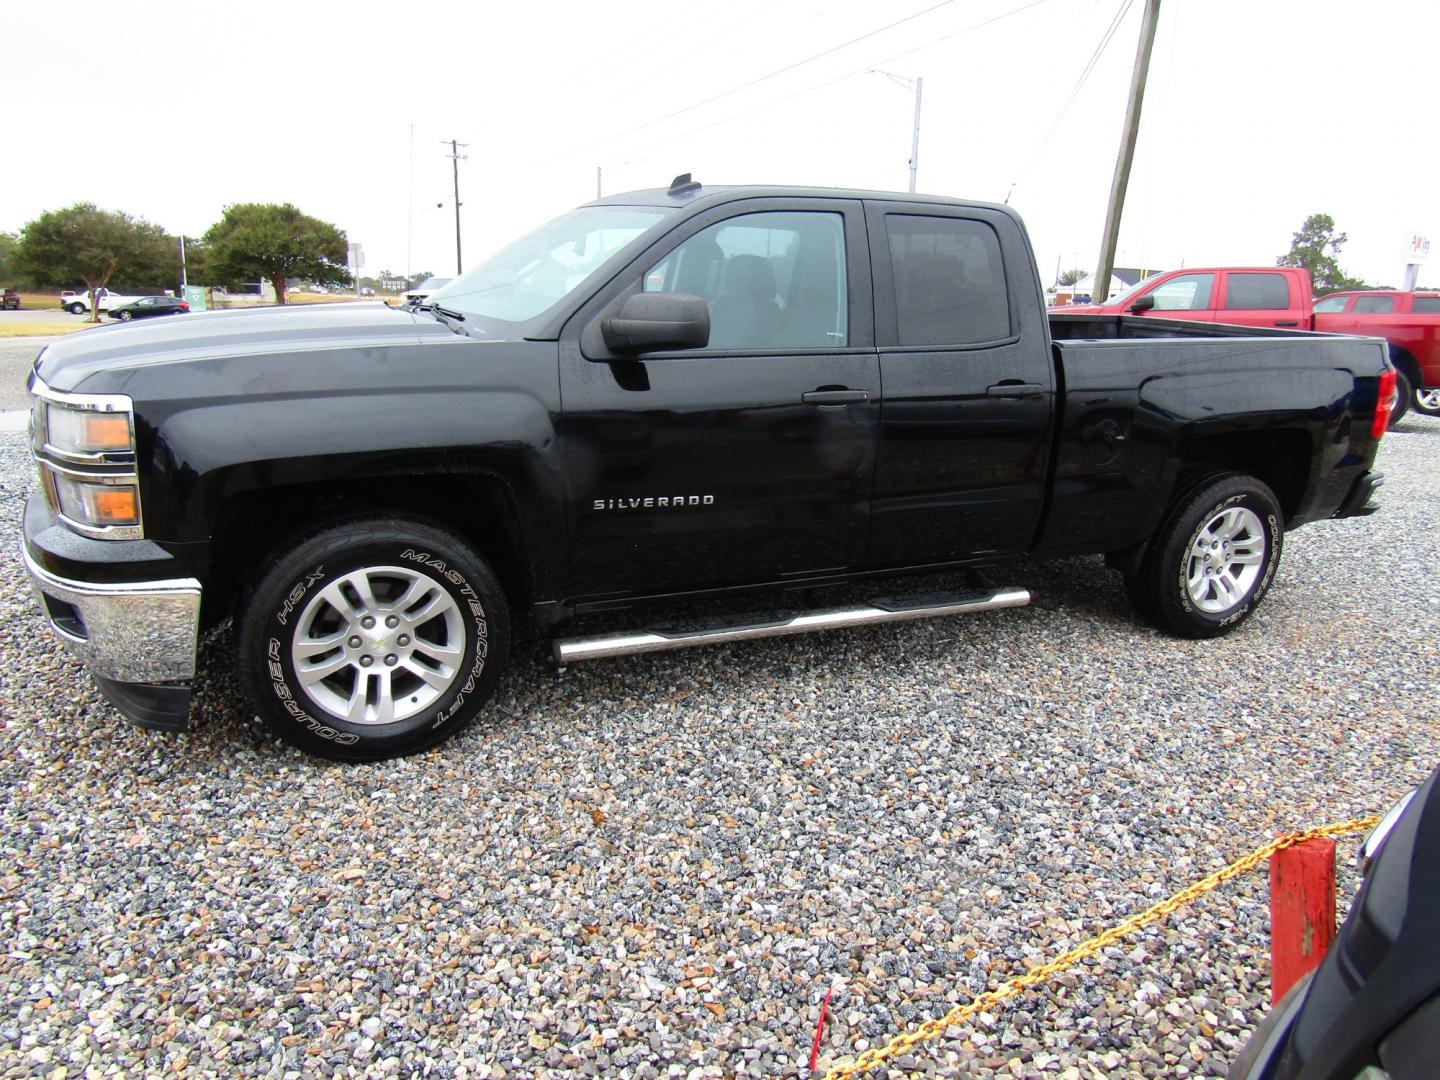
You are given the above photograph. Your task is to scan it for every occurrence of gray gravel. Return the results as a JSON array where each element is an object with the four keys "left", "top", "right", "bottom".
[{"left": 1, "top": 412, "right": 1438, "bottom": 1079}]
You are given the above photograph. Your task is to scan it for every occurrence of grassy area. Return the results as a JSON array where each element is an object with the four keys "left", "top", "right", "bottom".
[
  {"left": 0, "top": 322, "right": 91, "bottom": 338},
  {"left": 11, "top": 292, "right": 65, "bottom": 311}
]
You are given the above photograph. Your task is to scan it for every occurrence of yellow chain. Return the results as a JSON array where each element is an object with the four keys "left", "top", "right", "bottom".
[{"left": 820, "top": 816, "right": 1380, "bottom": 1080}]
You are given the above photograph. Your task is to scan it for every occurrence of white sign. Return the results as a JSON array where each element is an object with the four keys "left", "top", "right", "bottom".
[{"left": 1405, "top": 234, "right": 1430, "bottom": 264}]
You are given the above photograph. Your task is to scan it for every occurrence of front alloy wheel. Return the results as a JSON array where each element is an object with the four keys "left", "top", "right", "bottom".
[
  {"left": 238, "top": 517, "right": 510, "bottom": 761},
  {"left": 290, "top": 565, "right": 466, "bottom": 727}
]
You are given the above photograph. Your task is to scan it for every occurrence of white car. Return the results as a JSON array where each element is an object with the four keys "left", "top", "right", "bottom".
[{"left": 400, "top": 276, "right": 452, "bottom": 306}]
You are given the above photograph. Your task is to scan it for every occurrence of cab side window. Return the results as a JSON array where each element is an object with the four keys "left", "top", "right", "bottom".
[
  {"left": 644, "top": 211, "right": 847, "bottom": 350},
  {"left": 1150, "top": 273, "right": 1215, "bottom": 311},
  {"left": 884, "top": 215, "right": 1010, "bottom": 346},
  {"left": 1353, "top": 296, "right": 1395, "bottom": 314},
  {"left": 1314, "top": 296, "right": 1350, "bottom": 313}
]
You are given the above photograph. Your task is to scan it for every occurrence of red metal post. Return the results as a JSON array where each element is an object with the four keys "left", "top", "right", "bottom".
[{"left": 1269, "top": 837, "right": 1338, "bottom": 1004}]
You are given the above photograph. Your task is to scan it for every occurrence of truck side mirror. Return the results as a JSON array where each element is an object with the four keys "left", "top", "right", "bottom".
[
  {"left": 1129, "top": 294, "right": 1155, "bottom": 314},
  {"left": 601, "top": 293, "right": 710, "bottom": 354}
]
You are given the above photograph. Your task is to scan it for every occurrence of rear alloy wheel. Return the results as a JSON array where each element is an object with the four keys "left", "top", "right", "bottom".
[
  {"left": 67, "top": 302, "right": 86, "bottom": 315},
  {"left": 238, "top": 517, "right": 509, "bottom": 761},
  {"left": 1128, "top": 473, "right": 1283, "bottom": 638},
  {"left": 1415, "top": 385, "right": 1440, "bottom": 417},
  {"left": 116, "top": 310, "right": 133, "bottom": 321}
]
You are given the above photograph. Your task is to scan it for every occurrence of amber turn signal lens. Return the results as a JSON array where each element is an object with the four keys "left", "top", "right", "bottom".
[
  {"left": 84, "top": 414, "right": 132, "bottom": 449},
  {"left": 88, "top": 487, "right": 139, "bottom": 523}
]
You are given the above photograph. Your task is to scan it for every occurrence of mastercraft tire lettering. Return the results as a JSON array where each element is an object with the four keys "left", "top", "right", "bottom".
[{"left": 237, "top": 518, "right": 510, "bottom": 762}]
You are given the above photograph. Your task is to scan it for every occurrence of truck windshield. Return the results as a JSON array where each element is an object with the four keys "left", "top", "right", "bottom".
[{"left": 427, "top": 206, "right": 675, "bottom": 332}]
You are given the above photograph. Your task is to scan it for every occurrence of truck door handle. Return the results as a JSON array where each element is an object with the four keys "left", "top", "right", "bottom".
[
  {"left": 1274, "top": 320, "right": 1299, "bottom": 327},
  {"left": 802, "top": 389, "right": 870, "bottom": 406},
  {"left": 986, "top": 382, "right": 1044, "bottom": 398}
]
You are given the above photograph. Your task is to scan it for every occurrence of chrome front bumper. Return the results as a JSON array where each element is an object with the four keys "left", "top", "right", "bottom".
[{"left": 21, "top": 543, "right": 202, "bottom": 684}]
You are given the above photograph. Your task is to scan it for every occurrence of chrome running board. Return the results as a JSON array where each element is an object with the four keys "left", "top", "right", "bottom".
[{"left": 553, "top": 586, "right": 1031, "bottom": 665}]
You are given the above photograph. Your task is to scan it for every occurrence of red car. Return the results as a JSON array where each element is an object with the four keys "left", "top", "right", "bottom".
[
  {"left": 1313, "top": 291, "right": 1440, "bottom": 419},
  {"left": 2, "top": 289, "right": 19, "bottom": 311},
  {"left": 1057, "top": 267, "right": 1314, "bottom": 330}
]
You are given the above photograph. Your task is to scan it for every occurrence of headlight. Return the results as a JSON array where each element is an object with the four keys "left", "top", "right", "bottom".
[
  {"left": 45, "top": 405, "right": 134, "bottom": 457},
  {"left": 27, "top": 375, "right": 144, "bottom": 540}
]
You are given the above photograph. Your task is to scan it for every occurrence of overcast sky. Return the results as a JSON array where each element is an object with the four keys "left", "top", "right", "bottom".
[{"left": 8, "top": 0, "right": 1436, "bottom": 289}]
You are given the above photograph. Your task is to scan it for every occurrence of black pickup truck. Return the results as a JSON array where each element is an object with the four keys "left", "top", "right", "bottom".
[{"left": 21, "top": 179, "right": 1393, "bottom": 760}]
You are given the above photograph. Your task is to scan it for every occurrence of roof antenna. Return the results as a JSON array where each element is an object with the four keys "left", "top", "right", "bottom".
[{"left": 668, "top": 173, "right": 702, "bottom": 196}]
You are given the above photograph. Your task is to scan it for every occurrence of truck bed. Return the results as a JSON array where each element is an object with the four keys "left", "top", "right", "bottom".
[{"left": 1049, "top": 312, "right": 1308, "bottom": 341}]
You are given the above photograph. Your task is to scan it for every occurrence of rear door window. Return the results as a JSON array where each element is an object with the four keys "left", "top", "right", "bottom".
[
  {"left": 884, "top": 215, "right": 1010, "bottom": 346},
  {"left": 1224, "top": 273, "right": 1291, "bottom": 310},
  {"left": 1411, "top": 296, "right": 1440, "bottom": 313},
  {"left": 1353, "top": 296, "right": 1396, "bottom": 313}
]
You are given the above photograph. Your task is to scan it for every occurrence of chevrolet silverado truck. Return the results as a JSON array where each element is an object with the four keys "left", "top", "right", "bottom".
[{"left": 21, "top": 179, "right": 1393, "bottom": 761}]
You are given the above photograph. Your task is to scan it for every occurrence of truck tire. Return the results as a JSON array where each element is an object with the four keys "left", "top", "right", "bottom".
[
  {"left": 1389, "top": 368, "right": 1412, "bottom": 426},
  {"left": 1128, "top": 473, "right": 1283, "bottom": 639},
  {"left": 67, "top": 302, "right": 86, "bottom": 315},
  {"left": 237, "top": 517, "right": 510, "bottom": 762},
  {"left": 1416, "top": 386, "right": 1440, "bottom": 417}
]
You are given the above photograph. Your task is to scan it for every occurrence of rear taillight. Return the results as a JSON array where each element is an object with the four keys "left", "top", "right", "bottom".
[
  {"left": 178, "top": 302, "right": 189, "bottom": 311},
  {"left": 1373, "top": 369, "right": 1397, "bottom": 437}
]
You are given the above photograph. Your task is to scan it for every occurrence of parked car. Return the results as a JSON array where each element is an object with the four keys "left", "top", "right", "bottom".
[
  {"left": 400, "top": 276, "right": 452, "bottom": 306},
  {"left": 21, "top": 180, "right": 1390, "bottom": 761},
  {"left": 1060, "top": 270, "right": 1438, "bottom": 425},
  {"left": 106, "top": 296, "right": 190, "bottom": 321},
  {"left": 2, "top": 289, "right": 19, "bottom": 311},
  {"left": 1312, "top": 291, "right": 1440, "bottom": 419},
  {"left": 1229, "top": 761, "right": 1440, "bottom": 1078}
]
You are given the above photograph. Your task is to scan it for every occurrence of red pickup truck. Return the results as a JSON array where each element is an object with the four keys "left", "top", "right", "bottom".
[
  {"left": 1312, "top": 291, "right": 1440, "bottom": 419},
  {"left": 1062, "top": 267, "right": 1314, "bottom": 328},
  {"left": 1061, "top": 269, "right": 1438, "bottom": 422}
]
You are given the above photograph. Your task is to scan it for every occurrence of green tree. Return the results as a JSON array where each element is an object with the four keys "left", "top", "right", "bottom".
[
  {"left": 1057, "top": 268, "right": 1086, "bottom": 287},
  {"left": 1277, "top": 213, "right": 1368, "bottom": 295},
  {"left": 203, "top": 203, "right": 350, "bottom": 305},
  {"left": 14, "top": 204, "right": 172, "bottom": 321},
  {"left": 0, "top": 231, "right": 19, "bottom": 287}
]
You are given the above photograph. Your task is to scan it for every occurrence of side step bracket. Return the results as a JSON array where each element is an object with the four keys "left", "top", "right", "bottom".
[{"left": 552, "top": 586, "right": 1030, "bottom": 665}]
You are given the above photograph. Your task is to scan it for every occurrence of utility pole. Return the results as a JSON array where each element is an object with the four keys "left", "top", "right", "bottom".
[
  {"left": 1093, "top": 0, "right": 1161, "bottom": 303},
  {"left": 908, "top": 76, "right": 924, "bottom": 194},
  {"left": 442, "top": 139, "right": 468, "bottom": 275},
  {"left": 597, "top": 165, "right": 603, "bottom": 200}
]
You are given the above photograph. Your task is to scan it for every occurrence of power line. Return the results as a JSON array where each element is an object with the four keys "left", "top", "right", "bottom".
[
  {"left": 613, "top": 0, "right": 1054, "bottom": 162},
  {"left": 565, "top": 0, "right": 961, "bottom": 160},
  {"left": 1006, "top": 0, "right": 1136, "bottom": 202}
]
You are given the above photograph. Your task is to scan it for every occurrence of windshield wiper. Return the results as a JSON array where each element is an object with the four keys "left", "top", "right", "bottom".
[{"left": 419, "top": 303, "right": 467, "bottom": 334}]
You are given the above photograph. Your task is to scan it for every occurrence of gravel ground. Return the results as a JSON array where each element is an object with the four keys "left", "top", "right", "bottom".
[{"left": 1, "top": 413, "right": 1437, "bottom": 1080}]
